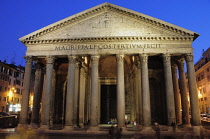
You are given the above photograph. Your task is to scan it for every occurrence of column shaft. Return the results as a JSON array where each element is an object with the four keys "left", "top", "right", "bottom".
[
  {"left": 136, "top": 60, "right": 143, "bottom": 125},
  {"left": 19, "top": 56, "right": 33, "bottom": 125},
  {"left": 50, "top": 70, "right": 56, "bottom": 126},
  {"left": 134, "top": 68, "right": 139, "bottom": 123},
  {"left": 140, "top": 54, "right": 151, "bottom": 127},
  {"left": 172, "top": 65, "right": 182, "bottom": 124},
  {"left": 31, "top": 63, "right": 43, "bottom": 127},
  {"left": 130, "top": 74, "right": 135, "bottom": 123},
  {"left": 41, "top": 56, "right": 55, "bottom": 127},
  {"left": 178, "top": 59, "right": 190, "bottom": 124},
  {"left": 79, "top": 67, "right": 86, "bottom": 128},
  {"left": 116, "top": 54, "right": 125, "bottom": 128},
  {"left": 73, "top": 60, "right": 80, "bottom": 126},
  {"left": 90, "top": 55, "right": 100, "bottom": 127},
  {"left": 162, "top": 54, "right": 176, "bottom": 125},
  {"left": 186, "top": 54, "right": 201, "bottom": 126},
  {"left": 64, "top": 56, "right": 76, "bottom": 129}
]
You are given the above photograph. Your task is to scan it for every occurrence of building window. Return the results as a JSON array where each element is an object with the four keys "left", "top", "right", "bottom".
[
  {"left": 4, "top": 97, "right": 6, "bottom": 101},
  {"left": 201, "top": 98, "right": 203, "bottom": 101},
  {"left": 9, "top": 70, "right": 13, "bottom": 76},
  {"left": 0, "top": 85, "right": 2, "bottom": 92},
  {"left": 207, "top": 75, "right": 210, "bottom": 82},
  {"left": 1, "top": 66, "right": 4, "bottom": 72},
  {"left": 16, "top": 80, "right": 21, "bottom": 85},
  {"left": 17, "top": 88, "right": 20, "bottom": 94},
  {"left": 4, "top": 68, "right": 7, "bottom": 74},
  {"left": 204, "top": 97, "right": 207, "bottom": 101},
  {"left": 5, "top": 87, "right": 7, "bottom": 91},
  {"left": 203, "top": 88, "right": 206, "bottom": 94},
  {"left": 0, "top": 96, "right": 1, "bottom": 101},
  {"left": 198, "top": 76, "right": 200, "bottom": 81}
]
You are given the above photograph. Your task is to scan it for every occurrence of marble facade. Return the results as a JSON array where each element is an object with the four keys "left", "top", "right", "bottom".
[{"left": 18, "top": 3, "right": 200, "bottom": 131}]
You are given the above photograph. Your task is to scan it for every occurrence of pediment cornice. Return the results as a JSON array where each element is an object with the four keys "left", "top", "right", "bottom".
[
  {"left": 19, "top": 3, "right": 199, "bottom": 42},
  {"left": 22, "top": 36, "right": 194, "bottom": 45}
]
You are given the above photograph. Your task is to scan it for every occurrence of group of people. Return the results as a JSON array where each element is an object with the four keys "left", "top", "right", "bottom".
[{"left": 109, "top": 125, "right": 122, "bottom": 139}]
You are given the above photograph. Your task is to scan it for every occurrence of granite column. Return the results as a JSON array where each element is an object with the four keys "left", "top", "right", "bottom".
[
  {"left": 177, "top": 58, "right": 190, "bottom": 125},
  {"left": 185, "top": 54, "right": 201, "bottom": 126},
  {"left": 172, "top": 65, "right": 182, "bottom": 124},
  {"left": 116, "top": 54, "right": 125, "bottom": 129},
  {"left": 89, "top": 55, "right": 100, "bottom": 131},
  {"left": 162, "top": 54, "right": 176, "bottom": 125},
  {"left": 41, "top": 56, "right": 55, "bottom": 129},
  {"left": 64, "top": 56, "right": 76, "bottom": 130},
  {"left": 31, "top": 62, "right": 43, "bottom": 128},
  {"left": 19, "top": 56, "right": 33, "bottom": 126},
  {"left": 139, "top": 54, "right": 151, "bottom": 129}
]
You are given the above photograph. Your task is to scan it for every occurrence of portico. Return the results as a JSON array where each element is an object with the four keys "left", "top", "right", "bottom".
[{"left": 18, "top": 3, "right": 200, "bottom": 131}]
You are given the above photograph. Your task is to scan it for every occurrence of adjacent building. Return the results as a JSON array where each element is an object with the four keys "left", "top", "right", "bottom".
[
  {"left": 195, "top": 48, "right": 210, "bottom": 114},
  {"left": 18, "top": 3, "right": 201, "bottom": 131},
  {"left": 0, "top": 60, "right": 24, "bottom": 113}
]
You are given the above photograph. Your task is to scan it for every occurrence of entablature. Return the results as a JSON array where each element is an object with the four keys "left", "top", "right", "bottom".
[{"left": 22, "top": 36, "right": 194, "bottom": 45}]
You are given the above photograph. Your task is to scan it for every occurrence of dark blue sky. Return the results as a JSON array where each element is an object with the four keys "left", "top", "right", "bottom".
[{"left": 0, "top": 0, "right": 210, "bottom": 66}]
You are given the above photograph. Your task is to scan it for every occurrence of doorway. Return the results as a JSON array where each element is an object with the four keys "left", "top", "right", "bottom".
[{"left": 100, "top": 85, "right": 117, "bottom": 124}]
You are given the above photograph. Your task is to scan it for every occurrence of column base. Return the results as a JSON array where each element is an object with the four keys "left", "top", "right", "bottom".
[
  {"left": 183, "top": 123, "right": 191, "bottom": 128},
  {"left": 142, "top": 126, "right": 154, "bottom": 132},
  {"left": 88, "top": 126, "right": 99, "bottom": 131},
  {"left": 39, "top": 125, "right": 50, "bottom": 130},
  {"left": 120, "top": 127, "right": 127, "bottom": 132},
  {"left": 168, "top": 126, "right": 177, "bottom": 132},
  {"left": 30, "top": 123, "right": 39, "bottom": 129},
  {"left": 73, "top": 124, "right": 78, "bottom": 128},
  {"left": 192, "top": 126, "right": 203, "bottom": 136},
  {"left": 17, "top": 124, "right": 29, "bottom": 130},
  {"left": 79, "top": 123, "right": 84, "bottom": 128},
  {"left": 63, "top": 125, "right": 74, "bottom": 131}
]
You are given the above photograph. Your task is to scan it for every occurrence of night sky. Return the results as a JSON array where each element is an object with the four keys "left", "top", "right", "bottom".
[{"left": 0, "top": 0, "right": 210, "bottom": 66}]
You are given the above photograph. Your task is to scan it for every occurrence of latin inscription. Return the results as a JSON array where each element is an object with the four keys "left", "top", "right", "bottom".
[{"left": 55, "top": 44, "right": 161, "bottom": 51}]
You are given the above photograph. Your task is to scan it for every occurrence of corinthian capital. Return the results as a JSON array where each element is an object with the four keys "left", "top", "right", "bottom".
[
  {"left": 162, "top": 53, "right": 171, "bottom": 63},
  {"left": 116, "top": 54, "right": 124, "bottom": 62},
  {"left": 136, "top": 60, "right": 141, "bottom": 69},
  {"left": 68, "top": 55, "right": 77, "bottom": 63},
  {"left": 139, "top": 54, "right": 148, "bottom": 63},
  {"left": 35, "top": 62, "right": 43, "bottom": 71},
  {"left": 91, "top": 55, "right": 100, "bottom": 63},
  {"left": 24, "top": 56, "right": 33, "bottom": 64},
  {"left": 46, "top": 56, "right": 56, "bottom": 64},
  {"left": 185, "top": 54, "right": 194, "bottom": 62},
  {"left": 177, "top": 58, "right": 185, "bottom": 69}
]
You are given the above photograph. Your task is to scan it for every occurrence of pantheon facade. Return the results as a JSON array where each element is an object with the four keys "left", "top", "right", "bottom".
[{"left": 18, "top": 3, "right": 201, "bottom": 131}]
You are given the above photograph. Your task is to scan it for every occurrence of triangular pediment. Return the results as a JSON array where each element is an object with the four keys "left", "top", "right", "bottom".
[{"left": 19, "top": 3, "right": 199, "bottom": 43}]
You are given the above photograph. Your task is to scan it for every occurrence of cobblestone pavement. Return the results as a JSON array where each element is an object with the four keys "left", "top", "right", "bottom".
[{"left": 1, "top": 126, "right": 210, "bottom": 139}]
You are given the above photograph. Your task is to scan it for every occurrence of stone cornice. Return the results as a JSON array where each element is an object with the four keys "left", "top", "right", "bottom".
[
  {"left": 22, "top": 36, "right": 194, "bottom": 45},
  {"left": 19, "top": 3, "right": 199, "bottom": 42}
]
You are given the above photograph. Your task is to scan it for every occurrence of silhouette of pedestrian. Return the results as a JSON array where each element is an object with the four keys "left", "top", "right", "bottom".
[
  {"left": 171, "top": 122, "right": 176, "bottom": 132},
  {"left": 109, "top": 125, "right": 115, "bottom": 139},
  {"left": 116, "top": 128, "right": 122, "bottom": 139},
  {"left": 154, "top": 122, "right": 160, "bottom": 139}
]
